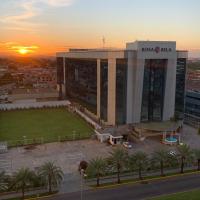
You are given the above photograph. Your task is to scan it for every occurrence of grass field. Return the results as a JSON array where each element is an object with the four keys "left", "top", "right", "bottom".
[
  {"left": 151, "top": 189, "right": 200, "bottom": 200},
  {"left": 0, "top": 108, "right": 93, "bottom": 146}
]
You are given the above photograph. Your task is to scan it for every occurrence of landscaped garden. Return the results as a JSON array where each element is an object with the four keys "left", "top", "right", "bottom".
[
  {"left": 0, "top": 162, "right": 62, "bottom": 199},
  {"left": 84, "top": 144, "right": 200, "bottom": 187},
  {"left": 0, "top": 108, "right": 93, "bottom": 146}
]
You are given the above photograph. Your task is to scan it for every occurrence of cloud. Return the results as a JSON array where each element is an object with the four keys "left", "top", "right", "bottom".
[
  {"left": 0, "top": 42, "right": 19, "bottom": 48},
  {"left": 0, "top": 0, "right": 74, "bottom": 31},
  {"left": 0, "top": 0, "right": 43, "bottom": 31},
  {"left": 11, "top": 45, "right": 39, "bottom": 54},
  {"left": 0, "top": 41, "right": 39, "bottom": 54},
  {"left": 42, "top": 0, "right": 74, "bottom": 7}
]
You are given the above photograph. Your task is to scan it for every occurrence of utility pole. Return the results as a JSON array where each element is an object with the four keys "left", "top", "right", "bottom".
[{"left": 80, "top": 169, "right": 84, "bottom": 200}]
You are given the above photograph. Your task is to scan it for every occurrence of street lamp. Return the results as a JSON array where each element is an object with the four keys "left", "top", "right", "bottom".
[{"left": 80, "top": 169, "right": 84, "bottom": 200}]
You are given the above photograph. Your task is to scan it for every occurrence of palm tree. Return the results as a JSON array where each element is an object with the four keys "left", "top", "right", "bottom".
[
  {"left": 130, "top": 151, "right": 148, "bottom": 180},
  {"left": 152, "top": 149, "right": 170, "bottom": 176},
  {"left": 12, "top": 168, "right": 35, "bottom": 199},
  {"left": 86, "top": 157, "right": 106, "bottom": 186},
  {"left": 108, "top": 147, "right": 128, "bottom": 184},
  {"left": 178, "top": 144, "right": 193, "bottom": 173},
  {"left": 0, "top": 171, "right": 8, "bottom": 191},
  {"left": 193, "top": 149, "right": 200, "bottom": 171},
  {"left": 38, "top": 162, "right": 64, "bottom": 193}
]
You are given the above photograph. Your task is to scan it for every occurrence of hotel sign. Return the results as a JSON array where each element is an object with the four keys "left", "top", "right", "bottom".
[{"left": 141, "top": 47, "right": 172, "bottom": 53}]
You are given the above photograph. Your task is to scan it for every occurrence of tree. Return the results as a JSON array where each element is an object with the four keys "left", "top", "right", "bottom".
[
  {"left": 0, "top": 171, "right": 8, "bottom": 191},
  {"left": 86, "top": 157, "right": 107, "bottom": 186},
  {"left": 152, "top": 149, "right": 170, "bottom": 176},
  {"left": 108, "top": 147, "right": 128, "bottom": 183},
  {"left": 38, "top": 162, "right": 64, "bottom": 193},
  {"left": 193, "top": 149, "right": 200, "bottom": 171},
  {"left": 130, "top": 151, "right": 148, "bottom": 180},
  {"left": 178, "top": 144, "right": 193, "bottom": 173},
  {"left": 12, "top": 168, "right": 35, "bottom": 199}
]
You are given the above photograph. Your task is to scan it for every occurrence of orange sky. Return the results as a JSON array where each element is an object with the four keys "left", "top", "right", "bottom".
[{"left": 0, "top": 0, "right": 200, "bottom": 57}]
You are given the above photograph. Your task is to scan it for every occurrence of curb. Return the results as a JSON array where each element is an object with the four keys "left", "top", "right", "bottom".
[
  {"left": 94, "top": 170, "right": 200, "bottom": 190},
  {"left": 25, "top": 194, "right": 55, "bottom": 200}
]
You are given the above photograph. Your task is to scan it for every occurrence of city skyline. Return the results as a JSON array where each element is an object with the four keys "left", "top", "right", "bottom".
[{"left": 0, "top": 0, "right": 200, "bottom": 57}]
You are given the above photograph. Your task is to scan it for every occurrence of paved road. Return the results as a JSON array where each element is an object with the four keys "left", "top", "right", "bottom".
[{"left": 45, "top": 173, "right": 200, "bottom": 200}]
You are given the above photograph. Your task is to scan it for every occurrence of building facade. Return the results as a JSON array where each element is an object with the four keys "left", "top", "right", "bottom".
[
  {"left": 57, "top": 41, "right": 188, "bottom": 125},
  {"left": 184, "top": 90, "right": 200, "bottom": 128}
]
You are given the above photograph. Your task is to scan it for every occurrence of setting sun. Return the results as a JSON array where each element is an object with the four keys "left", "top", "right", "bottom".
[
  {"left": 10, "top": 45, "right": 39, "bottom": 55},
  {"left": 18, "top": 48, "right": 29, "bottom": 55}
]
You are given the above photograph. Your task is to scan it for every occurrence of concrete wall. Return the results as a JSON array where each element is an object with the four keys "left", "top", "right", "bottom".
[
  {"left": 8, "top": 92, "right": 59, "bottom": 102},
  {"left": 97, "top": 59, "right": 101, "bottom": 118},
  {"left": 127, "top": 41, "right": 177, "bottom": 123},
  {"left": 107, "top": 58, "right": 116, "bottom": 125},
  {"left": 126, "top": 51, "right": 137, "bottom": 123},
  {"left": 132, "top": 58, "right": 145, "bottom": 123},
  {"left": 163, "top": 58, "right": 177, "bottom": 120}
]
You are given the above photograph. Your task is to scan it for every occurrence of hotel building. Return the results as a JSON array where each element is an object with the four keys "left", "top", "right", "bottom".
[{"left": 56, "top": 41, "right": 187, "bottom": 125}]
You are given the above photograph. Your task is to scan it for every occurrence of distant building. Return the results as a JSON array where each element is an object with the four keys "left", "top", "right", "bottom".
[
  {"left": 0, "top": 65, "right": 8, "bottom": 76},
  {"left": 56, "top": 41, "right": 188, "bottom": 125},
  {"left": 184, "top": 90, "right": 200, "bottom": 128},
  {"left": 187, "top": 70, "right": 200, "bottom": 92}
]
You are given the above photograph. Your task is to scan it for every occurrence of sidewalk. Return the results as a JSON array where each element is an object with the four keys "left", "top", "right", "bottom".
[
  {"left": 0, "top": 166, "right": 198, "bottom": 200},
  {"left": 59, "top": 172, "right": 90, "bottom": 194},
  {"left": 85, "top": 166, "right": 198, "bottom": 186},
  {"left": 0, "top": 188, "right": 48, "bottom": 200}
]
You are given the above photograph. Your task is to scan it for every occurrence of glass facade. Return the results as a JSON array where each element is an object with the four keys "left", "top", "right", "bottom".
[
  {"left": 185, "top": 91, "right": 200, "bottom": 117},
  {"left": 175, "top": 58, "right": 187, "bottom": 119},
  {"left": 116, "top": 59, "right": 127, "bottom": 124},
  {"left": 100, "top": 59, "right": 108, "bottom": 121},
  {"left": 141, "top": 59, "right": 167, "bottom": 122},
  {"left": 56, "top": 57, "right": 64, "bottom": 99},
  {"left": 65, "top": 58, "right": 97, "bottom": 114}
]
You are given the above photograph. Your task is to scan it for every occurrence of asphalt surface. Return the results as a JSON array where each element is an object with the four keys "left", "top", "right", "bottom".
[{"left": 45, "top": 173, "right": 200, "bottom": 200}]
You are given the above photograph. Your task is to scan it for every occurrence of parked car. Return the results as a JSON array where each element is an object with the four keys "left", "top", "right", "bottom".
[{"left": 123, "top": 142, "right": 132, "bottom": 149}]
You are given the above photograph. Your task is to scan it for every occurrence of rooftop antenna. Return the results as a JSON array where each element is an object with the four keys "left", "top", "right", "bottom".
[{"left": 102, "top": 36, "right": 105, "bottom": 48}]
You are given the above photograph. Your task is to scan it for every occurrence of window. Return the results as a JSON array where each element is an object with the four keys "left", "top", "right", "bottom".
[
  {"left": 100, "top": 59, "right": 108, "bottom": 121},
  {"left": 65, "top": 58, "right": 97, "bottom": 114},
  {"left": 116, "top": 59, "right": 127, "bottom": 124},
  {"left": 141, "top": 59, "right": 167, "bottom": 121},
  {"left": 175, "top": 58, "right": 187, "bottom": 119}
]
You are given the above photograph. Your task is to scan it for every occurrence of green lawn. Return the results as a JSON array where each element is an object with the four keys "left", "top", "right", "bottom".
[
  {"left": 0, "top": 108, "right": 93, "bottom": 146},
  {"left": 151, "top": 189, "right": 200, "bottom": 200}
]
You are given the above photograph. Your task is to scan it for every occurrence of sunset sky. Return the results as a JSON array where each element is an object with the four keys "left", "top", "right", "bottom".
[{"left": 0, "top": 0, "right": 200, "bottom": 57}]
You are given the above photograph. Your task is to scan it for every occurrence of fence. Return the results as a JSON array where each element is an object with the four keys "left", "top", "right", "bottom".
[
  {"left": 0, "top": 142, "right": 8, "bottom": 153},
  {"left": 5, "top": 133, "right": 92, "bottom": 148},
  {"left": 0, "top": 100, "right": 70, "bottom": 111},
  {"left": 74, "top": 108, "right": 101, "bottom": 129}
]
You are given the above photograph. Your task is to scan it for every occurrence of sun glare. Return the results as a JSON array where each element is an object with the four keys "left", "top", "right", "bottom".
[
  {"left": 10, "top": 45, "right": 39, "bottom": 55},
  {"left": 18, "top": 48, "right": 29, "bottom": 55}
]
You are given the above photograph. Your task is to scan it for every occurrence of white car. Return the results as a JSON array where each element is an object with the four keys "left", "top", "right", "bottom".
[{"left": 123, "top": 142, "right": 132, "bottom": 149}]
